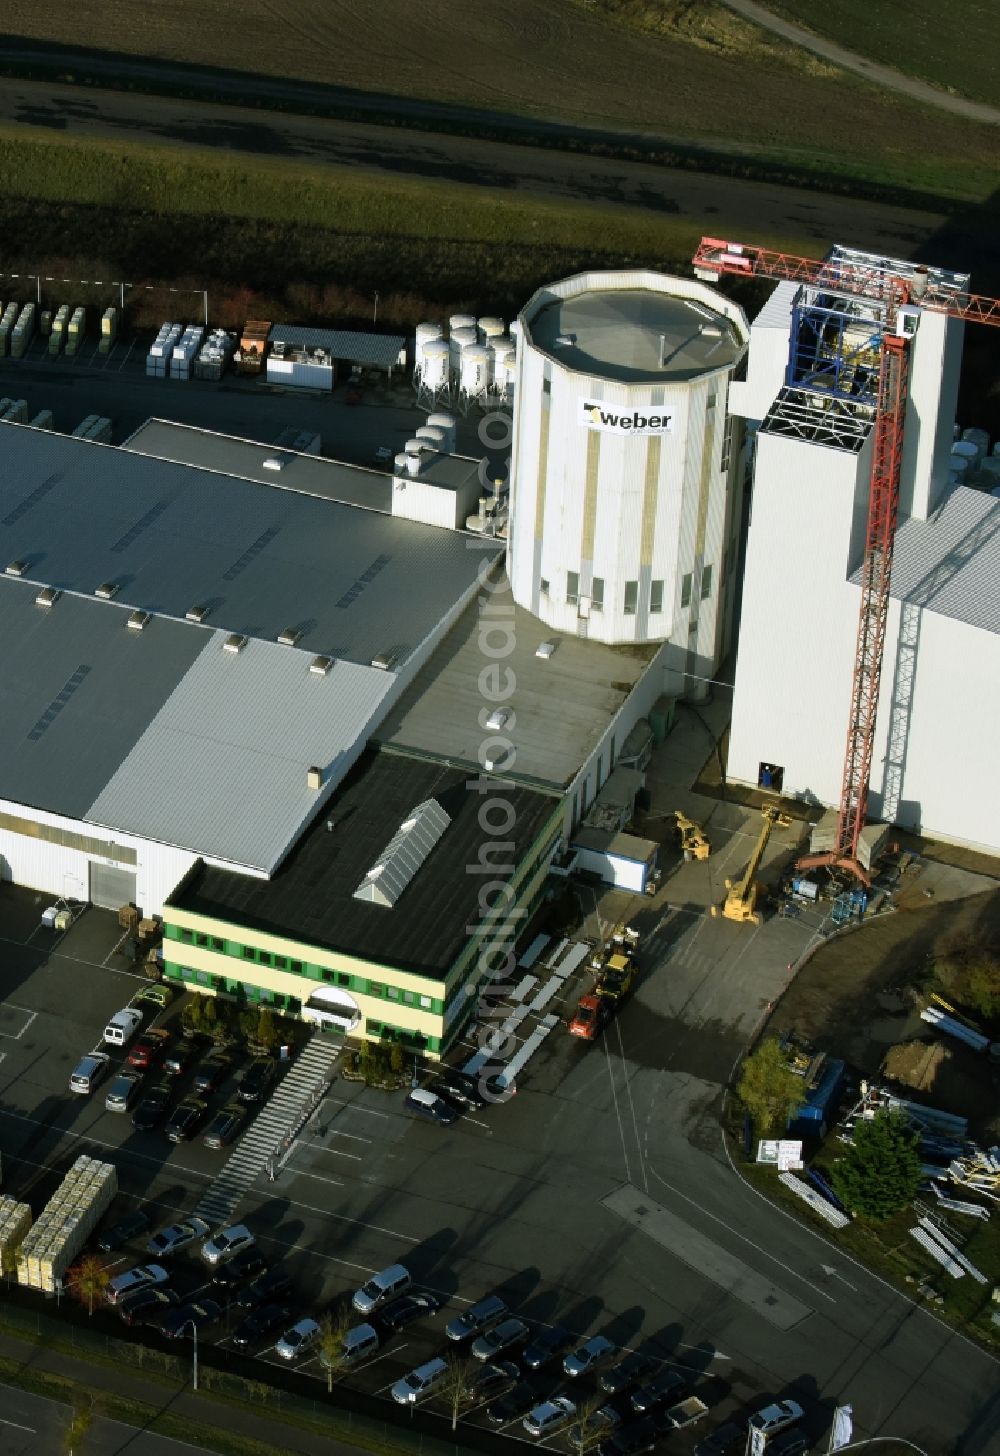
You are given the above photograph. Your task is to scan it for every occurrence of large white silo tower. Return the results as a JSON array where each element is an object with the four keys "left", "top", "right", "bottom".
[{"left": 508, "top": 270, "right": 749, "bottom": 679}]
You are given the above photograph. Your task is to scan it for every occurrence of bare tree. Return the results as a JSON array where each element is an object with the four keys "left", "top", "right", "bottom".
[
  {"left": 318, "top": 1308, "right": 351, "bottom": 1393},
  {"left": 442, "top": 1354, "right": 478, "bottom": 1431}
]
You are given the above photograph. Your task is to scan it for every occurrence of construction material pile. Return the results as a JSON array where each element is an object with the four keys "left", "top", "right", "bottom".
[
  {"left": 884, "top": 1039, "right": 950, "bottom": 1093},
  {"left": 0, "top": 1195, "right": 32, "bottom": 1271},
  {"left": 17, "top": 1156, "right": 117, "bottom": 1293}
]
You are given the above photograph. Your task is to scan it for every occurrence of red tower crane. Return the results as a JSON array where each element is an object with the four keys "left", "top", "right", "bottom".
[{"left": 692, "top": 238, "right": 1000, "bottom": 884}]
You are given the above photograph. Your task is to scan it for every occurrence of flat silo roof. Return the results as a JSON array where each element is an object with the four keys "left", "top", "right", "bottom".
[{"left": 526, "top": 286, "right": 743, "bottom": 384}]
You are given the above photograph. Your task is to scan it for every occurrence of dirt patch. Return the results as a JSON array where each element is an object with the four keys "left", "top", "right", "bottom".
[{"left": 768, "top": 887, "right": 1000, "bottom": 1140}]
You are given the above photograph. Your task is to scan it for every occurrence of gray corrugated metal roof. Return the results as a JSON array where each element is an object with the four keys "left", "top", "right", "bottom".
[
  {"left": 0, "top": 578, "right": 206, "bottom": 819},
  {"left": 87, "top": 635, "right": 395, "bottom": 871},
  {"left": 754, "top": 281, "right": 797, "bottom": 331},
  {"left": 269, "top": 325, "right": 406, "bottom": 370},
  {"left": 849, "top": 486, "right": 999, "bottom": 635},
  {"left": 0, "top": 424, "right": 489, "bottom": 666},
  {"left": 124, "top": 419, "right": 393, "bottom": 512}
]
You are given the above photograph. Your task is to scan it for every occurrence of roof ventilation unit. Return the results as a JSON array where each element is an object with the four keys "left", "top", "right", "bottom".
[
  {"left": 306, "top": 766, "right": 322, "bottom": 791},
  {"left": 94, "top": 581, "right": 119, "bottom": 600},
  {"left": 277, "top": 626, "right": 302, "bottom": 647},
  {"left": 5, "top": 559, "right": 27, "bottom": 577},
  {"left": 370, "top": 648, "right": 400, "bottom": 671},
  {"left": 553, "top": 334, "right": 576, "bottom": 347},
  {"left": 535, "top": 640, "right": 557, "bottom": 660},
  {"left": 309, "top": 654, "right": 333, "bottom": 677},
  {"left": 35, "top": 586, "right": 60, "bottom": 608},
  {"left": 223, "top": 633, "right": 248, "bottom": 654},
  {"left": 186, "top": 604, "right": 209, "bottom": 623},
  {"left": 126, "top": 610, "right": 150, "bottom": 632},
  {"left": 262, "top": 457, "right": 284, "bottom": 472},
  {"left": 484, "top": 706, "right": 511, "bottom": 731}
]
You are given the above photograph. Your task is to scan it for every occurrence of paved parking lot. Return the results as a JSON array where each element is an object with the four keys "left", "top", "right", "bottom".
[{"left": 3, "top": 809, "right": 998, "bottom": 1456}]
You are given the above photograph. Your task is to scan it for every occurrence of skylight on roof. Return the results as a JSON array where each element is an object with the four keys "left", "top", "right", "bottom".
[{"left": 353, "top": 798, "right": 451, "bottom": 908}]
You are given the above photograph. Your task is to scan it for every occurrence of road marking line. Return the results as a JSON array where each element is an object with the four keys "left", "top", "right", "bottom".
[
  {"left": 646, "top": 1165, "right": 836, "bottom": 1305},
  {"left": 102, "top": 929, "right": 132, "bottom": 966},
  {"left": 0, "top": 1108, "right": 214, "bottom": 1181},
  {"left": 0, "top": 1415, "right": 37, "bottom": 1433},
  {"left": 284, "top": 1166, "right": 346, "bottom": 1188},
  {"left": 601, "top": 1030, "right": 632, "bottom": 1187}
]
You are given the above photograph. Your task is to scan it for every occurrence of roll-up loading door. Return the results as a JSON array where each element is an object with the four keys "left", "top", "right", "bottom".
[{"left": 89, "top": 861, "right": 138, "bottom": 911}]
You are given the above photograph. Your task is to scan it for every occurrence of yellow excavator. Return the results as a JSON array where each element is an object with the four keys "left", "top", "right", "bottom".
[
  {"left": 674, "top": 811, "right": 711, "bottom": 861},
  {"left": 712, "top": 802, "right": 792, "bottom": 925}
]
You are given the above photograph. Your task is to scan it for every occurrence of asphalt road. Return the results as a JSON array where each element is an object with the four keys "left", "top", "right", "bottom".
[
  {"left": 0, "top": 73, "right": 948, "bottom": 263},
  {"left": 0, "top": 1380, "right": 219, "bottom": 1456},
  {"left": 718, "top": 0, "right": 1000, "bottom": 127}
]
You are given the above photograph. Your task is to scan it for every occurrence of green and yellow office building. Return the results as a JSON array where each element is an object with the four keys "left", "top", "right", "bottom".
[{"left": 164, "top": 750, "right": 561, "bottom": 1060}]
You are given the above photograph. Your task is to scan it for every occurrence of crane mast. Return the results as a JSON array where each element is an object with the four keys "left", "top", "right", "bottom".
[{"left": 692, "top": 238, "right": 1000, "bottom": 885}]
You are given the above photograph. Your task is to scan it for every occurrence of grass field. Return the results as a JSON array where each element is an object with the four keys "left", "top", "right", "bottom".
[
  {"left": 0, "top": 127, "right": 793, "bottom": 330},
  {"left": 762, "top": 0, "right": 1000, "bottom": 108},
  {"left": 1, "top": 0, "right": 998, "bottom": 203}
]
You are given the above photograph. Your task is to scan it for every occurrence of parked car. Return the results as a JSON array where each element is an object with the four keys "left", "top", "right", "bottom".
[
  {"left": 107, "top": 1263, "right": 169, "bottom": 1305},
  {"left": 564, "top": 1334, "right": 619, "bottom": 1378},
  {"left": 601, "top": 1352, "right": 660, "bottom": 1397},
  {"left": 275, "top": 1317, "right": 322, "bottom": 1361},
  {"left": 158, "top": 1299, "right": 223, "bottom": 1339},
  {"left": 97, "top": 1209, "right": 151, "bottom": 1253},
  {"left": 446, "top": 1293, "right": 507, "bottom": 1342},
  {"left": 390, "top": 1356, "right": 449, "bottom": 1405},
  {"left": 118, "top": 1286, "right": 179, "bottom": 1326},
  {"left": 165, "top": 1098, "right": 208, "bottom": 1143},
  {"left": 163, "top": 1043, "right": 198, "bottom": 1078},
  {"left": 201, "top": 1224, "right": 255, "bottom": 1267},
  {"left": 522, "top": 1323, "right": 574, "bottom": 1371},
  {"left": 231, "top": 1302, "right": 295, "bottom": 1350},
  {"left": 630, "top": 1369, "right": 687, "bottom": 1415},
  {"left": 471, "top": 1316, "right": 530, "bottom": 1361},
  {"left": 353, "top": 1264, "right": 411, "bottom": 1315},
  {"left": 466, "top": 1360, "right": 520, "bottom": 1404},
  {"left": 126, "top": 1028, "right": 171, "bottom": 1070},
  {"left": 104, "top": 1008, "right": 143, "bottom": 1047},
  {"left": 404, "top": 1087, "right": 460, "bottom": 1125},
  {"left": 487, "top": 1380, "right": 541, "bottom": 1425},
  {"left": 136, "top": 984, "right": 175, "bottom": 1012},
  {"left": 376, "top": 1291, "right": 442, "bottom": 1333},
  {"left": 105, "top": 1070, "right": 144, "bottom": 1114},
  {"left": 434, "top": 1069, "right": 488, "bottom": 1109},
  {"left": 69, "top": 1052, "right": 110, "bottom": 1096},
  {"left": 237, "top": 1267, "right": 293, "bottom": 1309},
  {"left": 583, "top": 1403, "right": 626, "bottom": 1439},
  {"left": 203, "top": 1102, "right": 247, "bottom": 1150},
  {"left": 694, "top": 1421, "right": 745, "bottom": 1456},
  {"left": 769, "top": 1432, "right": 810, "bottom": 1456},
  {"left": 748, "top": 1401, "right": 804, "bottom": 1438},
  {"left": 131, "top": 1082, "right": 173, "bottom": 1132},
  {"left": 211, "top": 1247, "right": 267, "bottom": 1290},
  {"left": 599, "top": 1417, "right": 663, "bottom": 1456},
  {"left": 193, "top": 1050, "right": 234, "bottom": 1095},
  {"left": 523, "top": 1396, "right": 577, "bottom": 1439},
  {"left": 147, "top": 1217, "right": 210, "bottom": 1257},
  {"left": 237, "top": 1057, "right": 276, "bottom": 1103}
]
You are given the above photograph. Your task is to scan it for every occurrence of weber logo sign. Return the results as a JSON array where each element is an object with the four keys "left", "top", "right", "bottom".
[{"left": 579, "top": 400, "right": 674, "bottom": 435}]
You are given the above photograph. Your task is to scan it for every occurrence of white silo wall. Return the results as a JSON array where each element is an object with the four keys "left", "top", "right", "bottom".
[{"left": 508, "top": 270, "right": 748, "bottom": 676}]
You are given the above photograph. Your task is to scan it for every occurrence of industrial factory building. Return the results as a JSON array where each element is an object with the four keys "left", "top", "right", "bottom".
[
  {"left": 723, "top": 247, "right": 1000, "bottom": 856},
  {"left": 0, "top": 249, "right": 995, "bottom": 1053}
]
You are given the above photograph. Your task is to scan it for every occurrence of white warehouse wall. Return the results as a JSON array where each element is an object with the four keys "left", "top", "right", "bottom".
[{"left": 727, "top": 430, "right": 870, "bottom": 807}]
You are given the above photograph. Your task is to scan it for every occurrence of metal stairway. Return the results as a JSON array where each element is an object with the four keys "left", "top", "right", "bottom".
[{"left": 194, "top": 1035, "right": 340, "bottom": 1226}]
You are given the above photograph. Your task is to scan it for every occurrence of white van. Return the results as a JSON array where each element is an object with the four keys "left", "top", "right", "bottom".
[
  {"left": 103, "top": 1008, "right": 143, "bottom": 1047},
  {"left": 353, "top": 1263, "right": 411, "bottom": 1315},
  {"left": 391, "top": 1356, "right": 449, "bottom": 1405}
]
